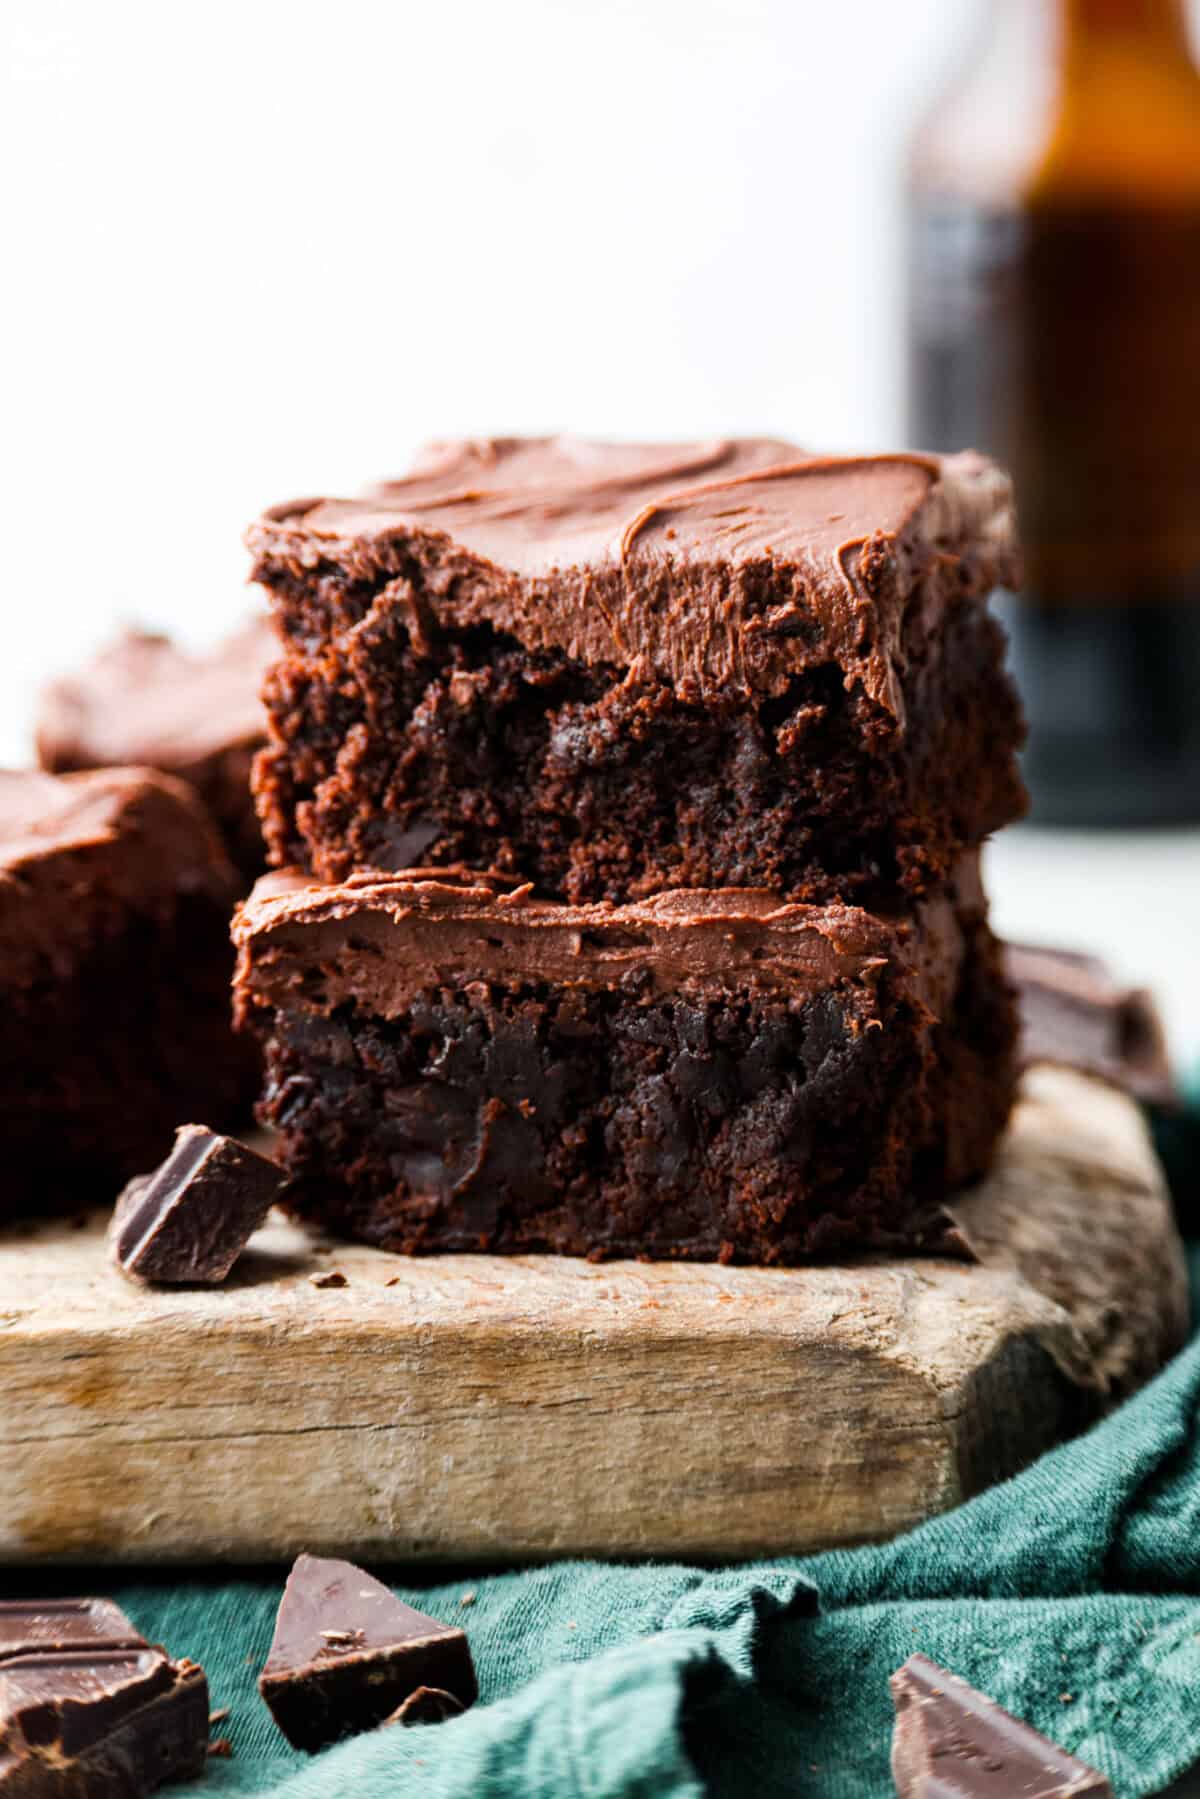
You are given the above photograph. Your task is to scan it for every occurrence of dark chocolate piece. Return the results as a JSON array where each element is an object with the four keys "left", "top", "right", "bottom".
[
  {"left": 258, "top": 1554, "right": 477, "bottom": 1753},
  {"left": 0, "top": 1600, "right": 142, "bottom": 1663},
  {"left": 248, "top": 436, "right": 1026, "bottom": 907},
  {"left": 0, "top": 768, "right": 256, "bottom": 1223},
  {"left": 233, "top": 857, "right": 1016, "bottom": 1262},
  {"left": 109, "top": 1124, "right": 283, "bottom": 1284},
  {"left": 890, "top": 1654, "right": 1113, "bottom": 1797},
  {"left": 0, "top": 1647, "right": 208, "bottom": 1797},
  {"left": 1007, "top": 942, "right": 1174, "bottom": 1106},
  {"left": 385, "top": 1686, "right": 465, "bottom": 1727},
  {"left": 36, "top": 618, "right": 277, "bottom": 884}
]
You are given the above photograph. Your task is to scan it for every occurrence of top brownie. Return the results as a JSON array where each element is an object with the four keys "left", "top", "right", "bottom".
[{"left": 249, "top": 436, "right": 1026, "bottom": 905}]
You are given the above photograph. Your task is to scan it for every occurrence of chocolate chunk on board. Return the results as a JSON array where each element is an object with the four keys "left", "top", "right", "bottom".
[
  {"left": 890, "top": 1654, "right": 1113, "bottom": 1797},
  {"left": 110, "top": 1125, "right": 284, "bottom": 1284},
  {"left": 1007, "top": 941, "right": 1174, "bottom": 1107},
  {"left": 259, "top": 1554, "right": 477, "bottom": 1753},
  {"left": 0, "top": 1646, "right": 208, "bottom": 1797}
]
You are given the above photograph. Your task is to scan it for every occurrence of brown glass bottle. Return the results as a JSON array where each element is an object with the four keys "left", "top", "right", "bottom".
[{"left": 907, "top": 0, "right": 1200, "bottom": 825}]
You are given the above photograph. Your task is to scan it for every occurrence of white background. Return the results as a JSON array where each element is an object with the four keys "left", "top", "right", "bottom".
[{"left": 3, "top": 0, "right": 1199, "bottom": 1061}]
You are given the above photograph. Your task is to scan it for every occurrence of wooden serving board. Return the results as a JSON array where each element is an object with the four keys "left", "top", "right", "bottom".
[{"left": 0, "top": 1068, "right": 1186, "bottom": 1566}]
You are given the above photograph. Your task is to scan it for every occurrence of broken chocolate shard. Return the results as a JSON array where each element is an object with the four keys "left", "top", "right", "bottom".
[
  {"left": 890, "top": 1654, "right": 1113, "bottom": 1797},
  {"left": 1006, "top": 941, "right": 1174, "bottom": 1107},
  {"left": 385, "top": 1686, "right": 465, "bottom": 1727},
  {"left": 258, "top": 1554, "right": 477, "bottom": 1753},
  {"left": 0, "top": 1646, "right": 208, "bottom": 1797},
  {"left": 109, "top": 1124, "right": 284, "bottom": 1284},
  {"left": 0, "top": 1599, "right": 143, "bottom": 1663}
]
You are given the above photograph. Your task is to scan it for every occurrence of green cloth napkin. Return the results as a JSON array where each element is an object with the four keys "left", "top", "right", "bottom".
[{"left": 13, "top": 1094, "right": 1200, "bottom": 1798}]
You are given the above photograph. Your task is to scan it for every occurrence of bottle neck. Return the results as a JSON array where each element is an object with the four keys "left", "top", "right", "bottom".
[
  {"left": 1063, "top": 0, "right": 1191, "bottom": 48},
  {"left": 1000, "top": 0, "right": 1197, "bottom": 63},
  {"left": 913, "top": 0, "right": 1200, "bottom": 199}
]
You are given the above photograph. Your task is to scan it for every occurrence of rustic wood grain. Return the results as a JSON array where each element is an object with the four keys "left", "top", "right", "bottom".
[{"left": 0, "top": 1068, "right": 1186, "bottom": 1566}]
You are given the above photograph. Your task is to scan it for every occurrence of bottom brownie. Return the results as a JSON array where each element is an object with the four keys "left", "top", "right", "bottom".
[{"left": 233, "top": 860, "right": 1015, "bottom": 1262}]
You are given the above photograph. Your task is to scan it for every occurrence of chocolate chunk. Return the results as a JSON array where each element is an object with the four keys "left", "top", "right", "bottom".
[
  {"left": 385, "top": 1686, "right": 465, "bottom": 1727},
  {"left": 890, "top": 1654, "right": 1113, "bottom": 1797},
  {"left": 0, "top": 1599, "right": 143, "bottom": 1662},
  {"left": 0, "top": 1647, "right": 208, "bottom": 1797},
  {"left": 1007, "top": 942, "right": 1174, "bottom": 1106},
  {"left": 259, "top": 1555, "right": 477, "bottom": 1753},
  {"left": 109, "top": 1125, "right": 284, "bottom": 1284}
]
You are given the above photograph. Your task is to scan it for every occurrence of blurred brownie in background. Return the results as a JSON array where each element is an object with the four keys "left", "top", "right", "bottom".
[
  {"left": 36, "top": 617, "right": 277, "bottom": 884},
  {"left": 233, "top": 855, "right": 1015, "bottom": 1262},
  {"left": 0, "top": 768, "right": 255, "bottom": 1220},
  {"left": 247, "top": 436, "right": 1026, "bottom": 906}
]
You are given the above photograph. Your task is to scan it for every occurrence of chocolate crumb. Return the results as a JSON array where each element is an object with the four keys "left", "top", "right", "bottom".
[{"left": 309, "top": 1270, "right": 348, "bottom": 1289}]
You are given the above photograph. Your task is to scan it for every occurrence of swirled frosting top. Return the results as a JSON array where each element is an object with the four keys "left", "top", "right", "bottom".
[{"left": 248, "top": 436, "right": 1019, "bottom": 712}]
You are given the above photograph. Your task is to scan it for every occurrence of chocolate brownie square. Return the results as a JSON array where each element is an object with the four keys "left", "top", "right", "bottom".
[
  {"left": 0, "top": 768, "right": 255, "bottom": 1219},
  {"left": 232, "top": 856, "right": 1015, "bottom": 1262},
  {"left": 36, "top": 618, "right": 277, "bottom": 884},
  {"left": 247, "top": 437, "right": 1025, "bottom": 906}
]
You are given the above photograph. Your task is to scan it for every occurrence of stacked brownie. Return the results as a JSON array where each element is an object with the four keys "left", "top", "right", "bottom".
[{"left": 234, "top": 436, "right": 1027, "bottom": 1261}]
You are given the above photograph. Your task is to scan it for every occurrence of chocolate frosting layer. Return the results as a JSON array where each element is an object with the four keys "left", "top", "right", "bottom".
[
  {"left": 248, "top": 436, "right": 1019, "bottom": 713},
  {"left": 36, "top": 618, "right": 276, "bottom": 776},
  {"left": 234, "top": 861, "right": 976, "bottom": 1024}
]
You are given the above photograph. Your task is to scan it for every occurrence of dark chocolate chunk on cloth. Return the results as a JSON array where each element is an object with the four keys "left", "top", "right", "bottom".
[
  {"left": 109, "top": 1125, "right": 283, "bottom": 1284},
  {"left": 0, "top": 1641, "right": 207, "bottom": 1797},
  {"left": 890, "top": 1654, "right": 1112, "bottom": 1796},
  {"left": 0, "top": 1599, "right": 144, "bottom": 1662},
  {"left": 259, "top": 1556, "right": 476, "bottom": 1753}
]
